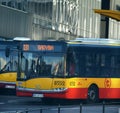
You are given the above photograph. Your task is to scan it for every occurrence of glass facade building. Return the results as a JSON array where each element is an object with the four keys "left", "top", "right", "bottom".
[
  {"left": 109, "top": 0, "right": 120, "bottom": 39},
  {"left": 0, "top": 0, "right": 119, "bottom": 40}
]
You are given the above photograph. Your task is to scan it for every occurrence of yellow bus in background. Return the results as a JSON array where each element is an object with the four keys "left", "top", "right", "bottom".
[
  {"left": 0, "top": 41, "right": 18, "bottom": 95},
  {"left": 16, "top": 38, "right": 120, "bottom": 103}
]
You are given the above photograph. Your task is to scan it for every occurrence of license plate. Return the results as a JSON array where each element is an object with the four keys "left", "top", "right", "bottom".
[
  {"left": 5, "top": 85, "right": 15, "bottom": 89},
  {"left": 33, "top": 94, "right": 43, "bottom": 98}
]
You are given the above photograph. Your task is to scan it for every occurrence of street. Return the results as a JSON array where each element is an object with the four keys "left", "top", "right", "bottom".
[{"left": 0, "top": 95, "right": 120, "bottom": 113}]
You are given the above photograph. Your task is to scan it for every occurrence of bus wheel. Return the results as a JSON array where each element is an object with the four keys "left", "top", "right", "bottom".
[{"left": 87, "top": 85, "right": 99, "bottom": 103}]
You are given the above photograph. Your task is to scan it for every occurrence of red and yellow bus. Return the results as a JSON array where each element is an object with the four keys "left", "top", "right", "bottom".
[
  {"left": 0, "top": 41, "right": 18, "bottom": 95},
  {"left": 16, "top": 38, "right": 120, "bottom": 103}
]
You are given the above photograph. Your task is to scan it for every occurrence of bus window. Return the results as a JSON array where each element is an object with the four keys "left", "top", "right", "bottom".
[
  {"left": 110, "top": 56, "right": 116, "bottom": 77},
  {"left": 101, "top": 54, "right": 105, "bottom": 67},
  {"left": 94, "top": 54, "right": 100, "bottom": 76},
  {"left": 66, "top": 48, "right": 78, "bottom": 76},
  {"left": 19, "top": 52, "right": 65, "bottom": 79},
  {"left": 36, "top": 56, "right": 50, "bottom": 75},
  {"left": 0, "top": 51, "right": 7, "bottom": 72},
  {"left": 77, "top": 53, "right": 85, "bottom": 77},
  {"left": 5, "top": 47, "right": 10, "bottom": 57},
  {"left": 100, "top": 54, "right": 111, "bottom": 77},
  {"left": 114, "top": 56, "right": 120, "bottom": 77},
  {"left": 9, "top": 51, "right": 18, "bottom": 71},
  {"left": 111, "top": 56, "right": 115, "bottom": 68},
  {"left": 51, "top": 59, "right": 64, "bottom": 75},
  {"left": 0, "top": 50, "right": 18, "bottom": 72},
  {"left": 37, "top": 56, "right": 64, "bottom": 76},
  {"left": 85, "top": 54, "right": 94, "bottom": 77}
]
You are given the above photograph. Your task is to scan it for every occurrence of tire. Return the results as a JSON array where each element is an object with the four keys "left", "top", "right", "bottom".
[{"left": 87, "top": 85, "right": 99, "bottom": 103}]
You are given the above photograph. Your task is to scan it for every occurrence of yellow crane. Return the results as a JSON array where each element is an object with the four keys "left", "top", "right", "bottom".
[{"left": 94, "top": 9, "right": 120, "bottom": 21}]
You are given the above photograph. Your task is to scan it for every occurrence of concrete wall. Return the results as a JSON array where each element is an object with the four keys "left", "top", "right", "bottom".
[{"left": 0, "top": 5, "right": 33, "bottom": 40}]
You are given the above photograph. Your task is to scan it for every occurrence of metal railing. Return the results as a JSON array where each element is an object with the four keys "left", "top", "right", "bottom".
[{"left": 12, "top": 101, "right": 120, "bottom": 113}]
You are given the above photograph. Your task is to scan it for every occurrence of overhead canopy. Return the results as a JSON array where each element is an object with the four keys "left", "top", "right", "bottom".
[{"left": 94, "top": 9, "right": 120, "bottom": 21}]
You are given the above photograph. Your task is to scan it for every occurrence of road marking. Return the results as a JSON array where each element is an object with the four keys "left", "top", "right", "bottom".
[
  {"left": 0, "top": 102, "right": 4, "bottom": 105},
  {"left": 8, "top": 100, "right": 18, "bottom": 103}
]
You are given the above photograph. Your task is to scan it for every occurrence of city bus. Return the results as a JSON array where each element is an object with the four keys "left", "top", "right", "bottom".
[
  {"left": 16, "top": 38, "right": 120, "bottom": 103},
  {"left": 0, "top": 41, "right": 18, "bottom": 95}
]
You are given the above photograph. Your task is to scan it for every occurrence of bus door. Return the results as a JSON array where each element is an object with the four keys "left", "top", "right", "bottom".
[
  {"left": 31, "top": 53, "right": 66, "bottom": 91},
  {"left": 51, "top": 54, "right": 66, "bottom": 91}
]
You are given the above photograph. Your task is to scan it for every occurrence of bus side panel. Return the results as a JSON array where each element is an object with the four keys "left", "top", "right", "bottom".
[
  {"left": 44, "top": 88, "right": 88, "bottom": 99},
  {"left": 16, "top": 88, "right": 88, "bottom": 99},
  {"left": 0, "top": 72, "right": 16, "bottom": 89},
  {"left": 50, "top": 78, "right": 88, "bottom": 99},
  {"left": 99, "top": 88, "right": 120, "bottom": 99},
  {"left": 99, "top": 78, "right": 120, "bottom": 99},
  {"left": 0, "top": 73, "right": 16, "bottom": 82},
  {"left": 16, "top": 91, "right": 33, "bottom": 97},
  {"left": 16, "top": 78, "right": 53, "bottom": 97}
]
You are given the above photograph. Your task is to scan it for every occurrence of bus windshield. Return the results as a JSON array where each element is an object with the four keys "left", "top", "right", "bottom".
[
  {"left": 0, "top": 50, "right": 18, "bottom": 72},
  {"left": 20, "top": 52, "right": 65, "bottom": 79}
]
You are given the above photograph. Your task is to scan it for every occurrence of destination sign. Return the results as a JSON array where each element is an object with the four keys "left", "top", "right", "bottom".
[
  {"left": 23, "top": 44, "right": 29, "bottom": 51},
  {"left": 22, "top": 44, "right": 65, "bottom": 52},
  {"left": 37, "top": 45, "right": 54, "bottom": 51}
]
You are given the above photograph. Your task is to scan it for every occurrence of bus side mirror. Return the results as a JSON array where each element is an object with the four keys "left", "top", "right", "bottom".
[{"left": 5, "top": 47, "right": 10, "bottom": 57}]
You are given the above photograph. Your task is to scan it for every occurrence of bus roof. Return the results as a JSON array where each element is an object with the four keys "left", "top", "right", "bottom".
[
  {"left": 69, "top": 38, "right": 120, "bottom": 46},
  {"left": 0, "top": 40, "right": 19, "bottom": 50}
]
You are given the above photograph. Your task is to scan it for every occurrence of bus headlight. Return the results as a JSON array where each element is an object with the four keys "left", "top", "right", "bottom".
[{"left": 52, "top": 88, "right": 67, "bottom": 92}]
